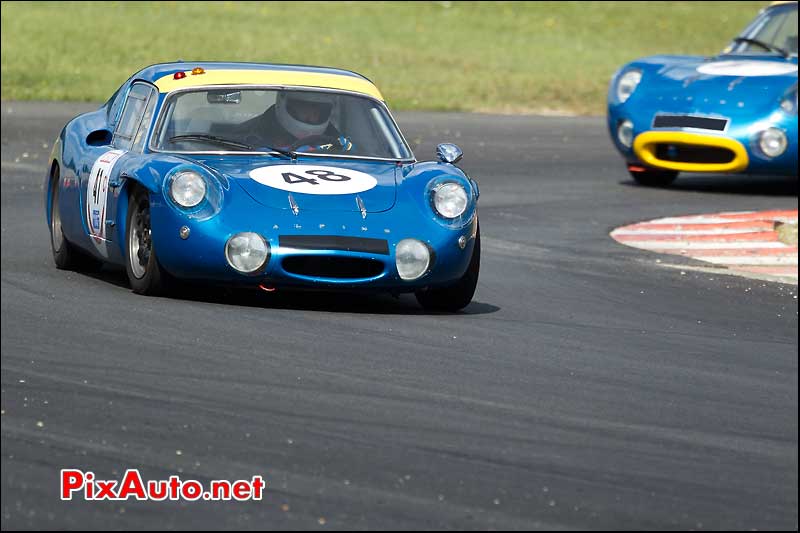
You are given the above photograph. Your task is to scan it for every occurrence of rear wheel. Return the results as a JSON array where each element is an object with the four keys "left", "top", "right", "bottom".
[
  {"left": 415, "top": 226, "right": 480, "bottom": 312},
  {"left": 125, "top": 187, "right": 170, "bottom": 295},
  {"left": 49, "top": 164, "right": 102, "bottom": 271},
  {"left": 629, "top": 168, "right": 679, "bottom": 187}
]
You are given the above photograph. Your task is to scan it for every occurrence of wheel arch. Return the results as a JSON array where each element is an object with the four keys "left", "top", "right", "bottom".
[
  {"left": 45, "top": 159, "right": 60, "bottom": 228},
  {"left": 115, "top": 177, "right": 150, "bottom": 264}
]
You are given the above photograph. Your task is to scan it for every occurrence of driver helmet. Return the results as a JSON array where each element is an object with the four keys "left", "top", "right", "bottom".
[{"left": 276, "top": 91, "right": 336, "bottom": 140}]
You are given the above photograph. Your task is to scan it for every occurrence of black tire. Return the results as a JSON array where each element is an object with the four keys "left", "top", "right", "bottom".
[
  {"left": 415, "top": 226, "right": 481, "bottom": 312},
  {"left": 125, "top": 186, "right": 169, "bottom": 295},
  {"left": 49, "top": 164, "right": 102, "bottom": 271},
  {"left": 629, "top": 169, "right": 679, "bottom": 187}
]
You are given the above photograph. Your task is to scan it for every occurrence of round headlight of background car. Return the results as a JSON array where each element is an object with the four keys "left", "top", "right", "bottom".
[
  {"left": 617, "top": 119, "right": 634, "bottom": 148},
  {"left": 616, "top": 70, "right": 642, "bottom": 104},
  {"left": 433, "top": 182, "right": 468, "bottom": 219},
  {"left": 396, "top": 238, "right": 431, "bottom": 281},
  {"left": 170, "top": 170, "right": 207, "bottom": 208},
  {"left": 758, "top": 127, "right": 788, "bottom": 158},
  {"left": 225, "top": 232, "right": 269, "bottom": 274}
]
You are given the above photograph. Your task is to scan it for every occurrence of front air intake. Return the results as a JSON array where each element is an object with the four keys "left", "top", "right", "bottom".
[
  {"left": 654, "top": 144, "right": 736, "bottom": 164},
  {"left": 632, "top": 131, "right": 749, "bottom": 173},
  {"left": 282, "top": 256, "right": 384, "bottom": 279}
]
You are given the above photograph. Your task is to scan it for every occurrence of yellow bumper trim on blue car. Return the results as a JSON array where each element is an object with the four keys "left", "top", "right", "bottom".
[
  {"left": 155, "top": 69, "right": 385, "bottom": 101},
  {"left": 633, "top": 131, "right": 749, "bottom": 173}
]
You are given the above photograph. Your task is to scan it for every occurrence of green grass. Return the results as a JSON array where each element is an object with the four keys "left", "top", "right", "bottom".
[
  {"left": 776, "top": 222, "right": 798, "bottom": 246},
  {"left": 1, "top": 1, "right": 767, "bottom": 114}
]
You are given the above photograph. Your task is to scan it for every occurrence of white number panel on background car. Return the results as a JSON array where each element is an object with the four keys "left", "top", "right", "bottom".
[
  {"left": 85, "top": 149, "right": 126, "bottom": 255},
  {"left": 696, "top": 60, "right": 798, "bottom": 77},
  {"left": 249, "top": 165, "right": 378, "bottom": 195}
]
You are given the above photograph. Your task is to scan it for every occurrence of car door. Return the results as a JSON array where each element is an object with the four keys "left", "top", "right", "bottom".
[{"left": 81, "top": 82, "right": 157, "bottom": 259}]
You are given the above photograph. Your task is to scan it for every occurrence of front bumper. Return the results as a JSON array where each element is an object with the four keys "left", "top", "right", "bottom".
[
  {"left": 608, "top": 108, "right": 798, "bottom": 176},
  {"left": 148, "top": 193, "right": 478, "bottom": 292}
]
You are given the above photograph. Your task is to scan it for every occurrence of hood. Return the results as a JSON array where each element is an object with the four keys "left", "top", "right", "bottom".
[
  {"left": 631, "top": 54, "right": 797, "bottom": 116},
  {"left": 187, "top": 155, "right": 398, "bottom": 213}
]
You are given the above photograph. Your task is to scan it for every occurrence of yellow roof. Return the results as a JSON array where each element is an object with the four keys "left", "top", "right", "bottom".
[{"left": 154, "top": 69, "right": 384, "bottom": 100}]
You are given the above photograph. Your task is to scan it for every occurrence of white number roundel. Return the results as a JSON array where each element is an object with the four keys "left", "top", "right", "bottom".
[
  {"left": 249, "top": 165, "right": 378, "bottom": 195},
  {"left": 696, "top": 60, "right": 798, "bottom": 77}
]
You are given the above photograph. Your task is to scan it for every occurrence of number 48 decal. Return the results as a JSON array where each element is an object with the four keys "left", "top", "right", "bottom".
[
  {"left": 282, "top": 169, "right": 351, "bottom": 185},
  {"left": 249, "top": 164, "right": 378, "bottom": 195}
]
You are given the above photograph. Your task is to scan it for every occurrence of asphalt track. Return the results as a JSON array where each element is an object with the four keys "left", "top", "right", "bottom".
[{"left": 1, "top": 101, "right": 797, "bottom": 530}]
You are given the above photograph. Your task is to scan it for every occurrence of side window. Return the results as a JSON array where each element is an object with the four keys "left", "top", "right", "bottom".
[
  {"left": 132, "top": 91, "right": 158, "bottom": 152},
  {"left": 113, "top": 83, "right": 156, "bottom": 151},
  {"left": 106, "top": 79, "right": 129, "bottom": 126}
]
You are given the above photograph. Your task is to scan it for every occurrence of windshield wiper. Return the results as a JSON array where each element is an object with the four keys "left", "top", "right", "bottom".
[
  {"left": 732, "top": 37, "right": 790, "bottom": 58},
  {"left": 261, "top": 145, "right": 297, "bottom": 160},
  {"left": 167, "top": 134, "right": 257, "bottom": 151},
  {"left": 167, "top": 134, "right": 296, "bottom": 159}
]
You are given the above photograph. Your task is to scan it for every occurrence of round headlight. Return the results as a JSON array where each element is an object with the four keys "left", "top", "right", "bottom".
[
  {"left": 433, "top": 182, "right": 468, "bottom": 219},
  {"left": 758, "top": 128, "right": 788, "bottom": 158},
  {"left": 616, "top": 70, "right": 642, "bottom": 104},
  {"left": 225, "top": 232, "right": 269, "bottom": 274},
  {"left": 170, "top": 170, "right": 207, "bottom": 208},
  {"left": 396, "top": 239, "right": 430, "bottom": 281},
  {"left": 617, "top": 119, "right": 634, "bottom": 148}
]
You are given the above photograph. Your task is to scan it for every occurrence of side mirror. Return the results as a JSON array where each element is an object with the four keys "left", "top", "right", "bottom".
[
  {"left": 86, "top": 128, "right": 113, "bottom": 146},
  {"left": 436, "top": 143, "right": 463, "bottom": 164}
]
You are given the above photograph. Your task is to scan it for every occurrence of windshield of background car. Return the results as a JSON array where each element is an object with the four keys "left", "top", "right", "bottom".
[
  {"left": 152, "top": 87, "right": 413, "bottom": 160},
  {"left": 730, "top": 4, "right": 798, "bottom": 55}
]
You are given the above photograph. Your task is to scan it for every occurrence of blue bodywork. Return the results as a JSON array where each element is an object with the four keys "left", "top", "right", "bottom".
[
  {"left": 45, "top": 62, "right": 479, "bottom": 292},
  {"left": 607, "top": 3, "right": 798, "bottom": 177}
]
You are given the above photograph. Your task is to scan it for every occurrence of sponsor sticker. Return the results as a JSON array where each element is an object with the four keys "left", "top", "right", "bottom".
[{"left": 249, "top": 164, "right": 378, "bottom": 195}]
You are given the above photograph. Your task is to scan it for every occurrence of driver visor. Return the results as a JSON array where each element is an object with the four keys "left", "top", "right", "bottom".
[{"left": 285, "top": 97, "right": 333, "bottom": 125}]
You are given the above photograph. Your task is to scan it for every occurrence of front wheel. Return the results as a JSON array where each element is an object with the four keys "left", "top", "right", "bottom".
[
  {"left": 125, "top": 187, "right": 170, "bottom": 295},
  {"left": 415, "top": 227, "right": 480, "bottom": 312},
  {"left": 629, "top": 168, "right": 679, "bottom": 187}
]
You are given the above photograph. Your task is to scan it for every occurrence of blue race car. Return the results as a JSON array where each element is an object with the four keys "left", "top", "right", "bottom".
[
  {"left": 608, "top": 1, "right": 798, "bottom": 186},
  {"left": 46, "top": 62, "right": 480, "bottom": 311}
]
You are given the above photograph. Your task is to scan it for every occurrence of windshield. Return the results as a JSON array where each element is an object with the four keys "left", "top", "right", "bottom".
[
  {"left": 728, "top": 4, "right": 798, "bottom": 56},
  {"left": 152, "top": 87, "right": 413, "bottom": 160}
]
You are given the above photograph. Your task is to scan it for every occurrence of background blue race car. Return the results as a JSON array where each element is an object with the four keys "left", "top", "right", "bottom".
[
  {"left": 45, "top": 62, "right": 480, "bottom": 311},
  {"left": 607, "top": 1, "right": 798, "bottom": 186}
]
